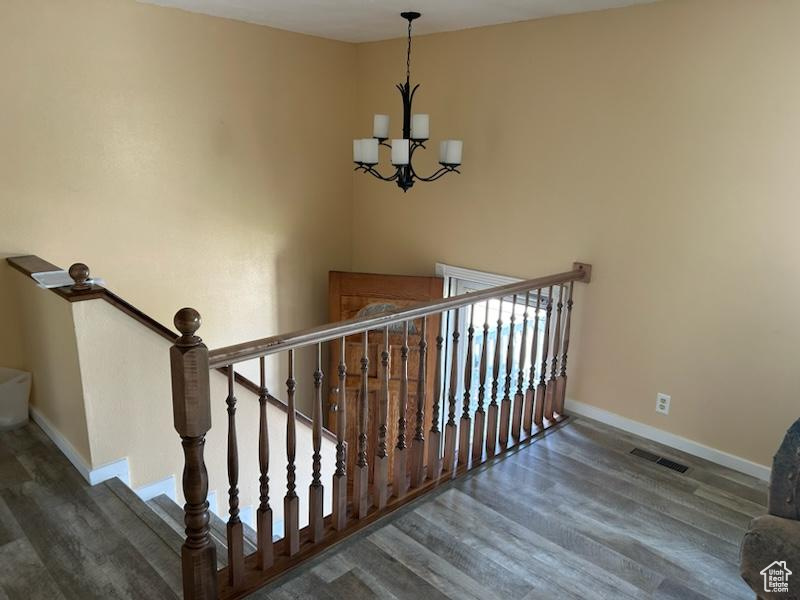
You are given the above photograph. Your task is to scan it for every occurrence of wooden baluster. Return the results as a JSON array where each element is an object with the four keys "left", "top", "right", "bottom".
[
  {"left": 170, "top": 308, "right": 217, "bottom": 600},
  {"left": 443, "top": 310, "right": 460, "bottom": 475},
  {"left": 225, "top": 367, "right": 244, "bottom": 588},
  {"left": 410, "top": 317, "right": 427, "bottom": 487},
  {"left": 486, "top": 298, "right": 503, "bottom": 457},
  {"left": 499, "top": 295, "right": 516, "bottom": 449},
  {"left": 556, "top": 282, "right": 574, "bottom": 417},
  {"left": 256, "top": 357, "right": 273, "bottom": 570},
  {"left": 353, "top": 334, "right": 370, "bottom": 518},
  {"left": 458, "top": 306, "right": 475, "bottom": 467},
  {"left": 284, "top": 350, "right": 300, "bottom": 556},
  {"left": 374, "top": 327, "right": 390, "bottom": 508},
  {"left": 512, "top": 292, "right": 530, "bottom": 442},
  {"left": 534, "top": 287, "right": 553, "bottom": 427},
  {"left": 394, "top": 321, "right": 410, "bottom": 497},
  {"left": 427, "top": 332, "right": 444, "bottom": 480},
  {"left": 523, "top": 289, "right": 541, "bottom": 435},
  {"left": 332, "top": 337, "right": 348, "bottom": 530},
  {"left": 309, "top": 344, "right": 324, "bottom": 543},
  {"left": 472, "top": 302, "right": 490, "bottom": 463},
  {"left": 545, "top": 286, "right": 564, "bottom": 422}
]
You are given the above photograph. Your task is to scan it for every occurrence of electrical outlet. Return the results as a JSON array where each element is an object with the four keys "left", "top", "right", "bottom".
[{"left": 656, "top": 393, "right": 671, "bottom": 415}]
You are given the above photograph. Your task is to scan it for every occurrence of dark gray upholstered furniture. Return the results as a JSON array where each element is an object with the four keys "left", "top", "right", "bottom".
[{"left": 741, "top": 419, "right": 800, "bottom": 599}]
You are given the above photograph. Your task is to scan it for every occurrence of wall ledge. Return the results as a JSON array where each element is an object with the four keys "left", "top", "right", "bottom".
[{"left": 565, "top": 398, "right": 771, "bottom": 481}]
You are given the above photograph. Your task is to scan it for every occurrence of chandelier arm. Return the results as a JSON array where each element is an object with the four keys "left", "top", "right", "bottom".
[
  {"left": 413, "top": 166, "right": 461, "bottom": 182},
  {"left": 355, "top": 164, "right": 400, "bottom": 182}
]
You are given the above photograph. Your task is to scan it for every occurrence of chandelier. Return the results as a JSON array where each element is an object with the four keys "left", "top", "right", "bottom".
[{"left": 352, "top": 11, "right": 463, "bottom": 192}]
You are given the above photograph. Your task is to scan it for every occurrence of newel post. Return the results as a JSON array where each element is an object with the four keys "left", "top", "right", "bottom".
[{"left": 170, "top": 308, "right": 218, "bottom": 600}]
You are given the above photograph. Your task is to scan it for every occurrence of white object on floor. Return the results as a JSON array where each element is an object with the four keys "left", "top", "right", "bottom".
[{"left": 0, "top": 368, "right": 31, "bottom": 430}]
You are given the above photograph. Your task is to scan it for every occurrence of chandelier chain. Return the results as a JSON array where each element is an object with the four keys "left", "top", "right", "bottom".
[{"left": 406, "top": 19, "right": 412, "bottom": 82}]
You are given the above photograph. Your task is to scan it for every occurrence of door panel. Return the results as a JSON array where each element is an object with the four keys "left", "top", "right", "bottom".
[{"left": 329, "top": 272, "right": 443, "bottom": 487}]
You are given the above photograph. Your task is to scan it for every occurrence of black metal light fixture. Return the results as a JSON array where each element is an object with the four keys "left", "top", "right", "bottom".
[{"left": 352, "top": 11, "right": 463, "bottom": 192}]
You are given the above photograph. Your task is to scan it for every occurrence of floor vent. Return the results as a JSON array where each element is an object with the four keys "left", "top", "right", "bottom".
[
  {"left": 630, "top": 448, "right": 689, "bottom": 473},
  {"left": 656, "top": 457, "right": 689, "bottom": 473},
  {"left": 630, "top": 448, "right": 660, "bottom": 463}
]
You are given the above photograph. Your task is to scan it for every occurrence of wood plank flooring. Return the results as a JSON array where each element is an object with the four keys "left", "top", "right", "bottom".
[
  {"left": 0, "top": 423, "right": 181, "bottom": 599},
  {"left": 0, "top": 416, "right": 766, "bottom": 599},
  {"left": 250, "top": 417, "right": 765, "bottom": 600}
]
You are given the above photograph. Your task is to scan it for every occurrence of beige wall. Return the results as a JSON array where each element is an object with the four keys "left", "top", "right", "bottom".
[
  {"left": 352, "top": 0, "right": 800, "bottom": 467},
  {"left": 11, "top": 271, "right": 91, "bottom": 463},
  {"left": 1, "top": 0, "right": 356, "bottom": 396},
  {"left": 72, "top": 298, "right": 335, "bottom": 525}
]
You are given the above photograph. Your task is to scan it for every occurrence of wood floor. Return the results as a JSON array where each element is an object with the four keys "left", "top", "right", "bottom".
[
  {"left": 0, "top": 422, "right": 182, "bottom": 599},
  {"left": 251, "top": 417, "right": 766, "bottom": 600},
  {"left": 0, "top": 416, "right": 766, "bottom": 599}
]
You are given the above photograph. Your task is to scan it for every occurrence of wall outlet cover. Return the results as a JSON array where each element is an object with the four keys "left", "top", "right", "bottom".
[{"left": 656, "top": 393, "right": 671, "bottom": 415}]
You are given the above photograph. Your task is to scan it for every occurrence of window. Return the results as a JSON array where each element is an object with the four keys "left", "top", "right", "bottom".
[{"left": 435, "top": 264, "right": 561, "bottom": 431}]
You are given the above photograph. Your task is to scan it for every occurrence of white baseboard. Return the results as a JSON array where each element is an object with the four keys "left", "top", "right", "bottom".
[
  {"left": 29, "top": 406, "right": 92, "bottom": 482},
  {"left": 565, "top": 398, "right": 771, "bottom": 481},
  {"left": 29, "top": 405, "right": 132, "bottom": 486},
  {"left": 88, "top": 457, "right": 130, "bottom": 486},
  {"left": 135, "top": 475, "right": 177, "bottom": 502}
]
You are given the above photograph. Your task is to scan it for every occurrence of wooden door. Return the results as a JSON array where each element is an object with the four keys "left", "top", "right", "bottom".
[{"left": 328, "top": 271, "right": 443, "bottom": 485}]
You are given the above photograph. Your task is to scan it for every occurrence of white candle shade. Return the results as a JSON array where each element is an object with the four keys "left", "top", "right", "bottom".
[
  {"left": 373, "top": 114, "right": 390, "bottom": 139},
  {"left": 410, "top": 114, "right": 429, "bottom": 140},
  {"left": 442, "top": 139, "right": 462, "bottom": 165},
  {"left": 353, "top": 139, "right": 363, "bottom": 163},
  {"left": 361, "top": 138, "right": 379, "bottom": 165},
  {"left": 391, "top": 139, "right": 410, "bottom": 165}
]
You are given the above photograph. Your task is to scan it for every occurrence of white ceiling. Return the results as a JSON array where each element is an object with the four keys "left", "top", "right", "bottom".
[{"left": 137, "top": 0, "right": 660, "bottom": 43}]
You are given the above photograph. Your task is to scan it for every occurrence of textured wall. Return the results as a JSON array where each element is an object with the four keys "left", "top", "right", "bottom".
[{"left": 352, "top": 0, "right": 800, "bottom": 467}]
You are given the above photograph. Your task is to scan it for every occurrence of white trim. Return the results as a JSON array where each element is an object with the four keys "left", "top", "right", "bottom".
[
  {"left": 29, "top": 405, "right": 92, "bottom": 483},
  {"left": 435, "top": 262, "right": 522, "bottom": 289},
  {"left": 135, "top": 475, "right": 177, "bottom": 502},
  {"left": 88, "top": 457, "right": 130, "bottom": 486},
  {"left": 565, "top": 398, "right": 771, "bottom": 481}
]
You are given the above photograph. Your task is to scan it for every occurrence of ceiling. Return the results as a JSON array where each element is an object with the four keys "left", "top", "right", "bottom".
[{"left": 137, "top": 0, "right": 661, "bottom": 43}]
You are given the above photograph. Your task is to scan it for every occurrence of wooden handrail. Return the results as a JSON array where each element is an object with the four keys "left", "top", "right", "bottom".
[
  {"left": 208, "top": 263, "right": 591, "bottom": 368},
  {"left": 172, "top": 260, "right": 592, "bottom": 599},
  {"left": 6, "top": 254, "right": 336, "bottom": 443}
]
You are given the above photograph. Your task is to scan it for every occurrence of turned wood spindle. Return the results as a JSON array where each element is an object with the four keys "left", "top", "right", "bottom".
[
  {"left": 443, "top": 310, "right": 460, "bottom": 475},
  {"left": 225, "top": 367, "right": 244, "bottom": 588},
  {"left": 374, "top": 327, "right": 390, "bottom": 509},
  {"left": 256, "top": 357, "right": 273, "bottom": 570},
  {"left": 427, "top": 332, "right": 444, "bottom": 480},
  {"left": 353, "top": 334, "right": 370, "bottom": 518},
  {"left": 68, "top": 262, "right": 91, "bottom": 291},
  {"left": 332, "top": 337, "right": 348, "bottom": 531},
  {"left": 534, "top": 287, "right": 553, "bottom": 427},
  {"left": 394, "top": 321, "right": 410, "bottom": 497},
  {"left": 170, "top": 308, "right": 217, "bottom": 600},
  {"left": 284, "top": 350, "right": 300, "bottom": 556},
  {"left": 499, "top": 295, "right": 516, "bottom": 448},
  {"left": 556, "top": 282, "right": 574, "bottom": 417},
  {"left": 458, "top": 305, "right": 475, "bottom": 467},
  {"left": 545, "top": 286, "right": 564, "bottom": 422},
  {"left": 309, "top": 343, "right": 324, "bottom": 543},
  {"left": 486, "top": 297, "right": 503, "bottom": 457},
  {"left": 523, "top": 289, "right": 542, "bottom": 435},
  {"left": 512, "top": 291, "right": 530, "bottom": 442},
  {"left": 472, "top": 301, "right": 490, "bottom": 463},
  {"left": 410, "top": 317, "right": 427, "bottom": 487}
]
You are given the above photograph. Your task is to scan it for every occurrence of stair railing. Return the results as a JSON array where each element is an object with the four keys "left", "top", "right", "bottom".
[{"left": 170, "top": 262, "right": 592, "bottom": 599}]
